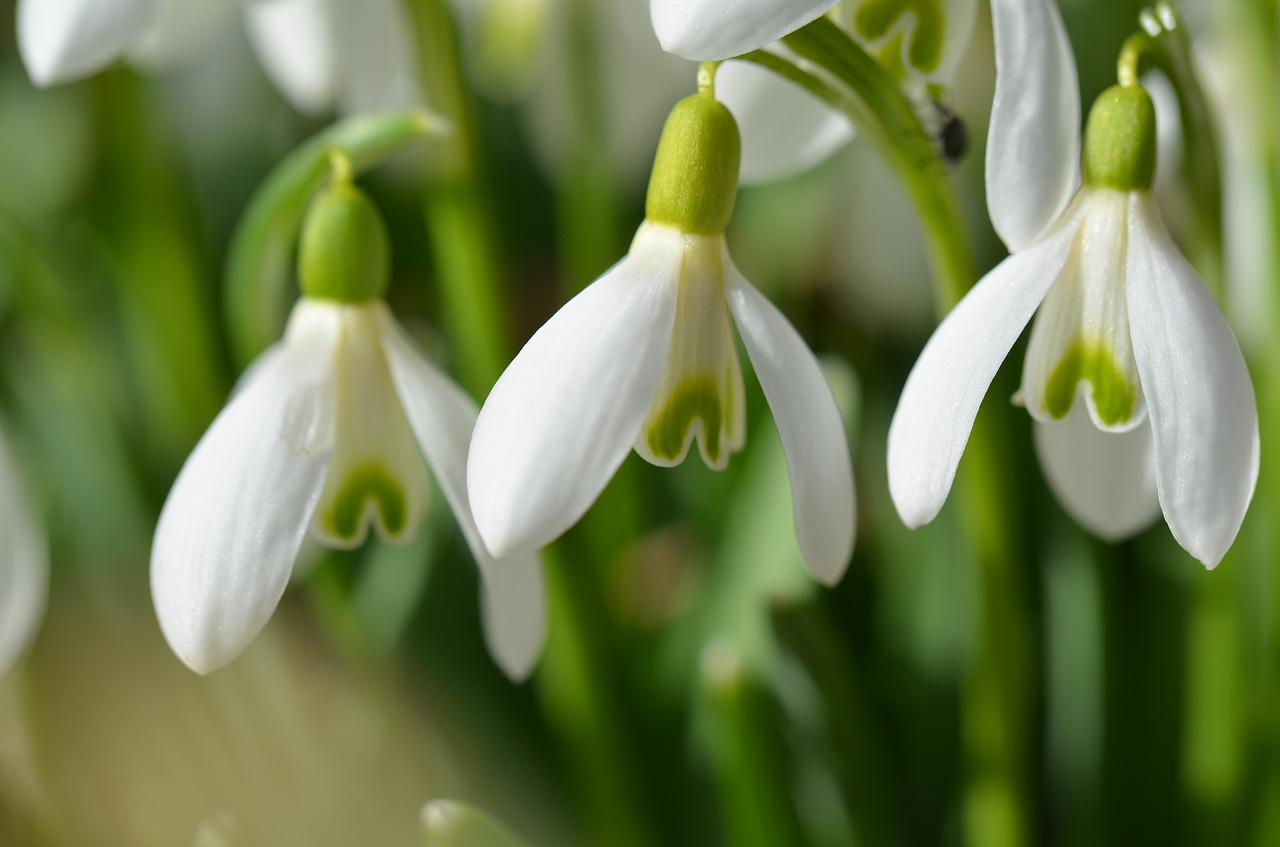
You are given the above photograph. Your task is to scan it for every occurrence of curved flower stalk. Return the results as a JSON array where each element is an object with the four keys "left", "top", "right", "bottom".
[
  {"left": 888, "top": 0, "right": 1258, "bottom": 567},
  {"left": 151, "top": 169, "right": 546, "bottom": 679},
  {"left": 468, "top": 81, "right": 856, "bottom": 584},
  {"left": 18, "top": 0, "right": 421, "bottom": 117},
  {"left": 0, "top": 419, "right": 48, "bottom": 677},
  {"left": 661, "top": 0, "right": 977, "bottom": 181}
]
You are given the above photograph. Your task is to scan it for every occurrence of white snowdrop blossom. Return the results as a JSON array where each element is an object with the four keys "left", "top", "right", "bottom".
[
  {"left": 151, "top": 178, "right": 546, "bottom": 679},
  {"left": 0, "top": 419, "right": 49, "bottom": 678},
  {"left": 887, "top": 0, "right": 1258, "bottom": 567},
  {"left": 657, "top": 0, "right": 977, "bottom": 182},
  {"left": 18, "top": 0, "right": 421, "bottom": 116},
  {"left": 468, "top": 89, "right": 856, "bottom": 584}
]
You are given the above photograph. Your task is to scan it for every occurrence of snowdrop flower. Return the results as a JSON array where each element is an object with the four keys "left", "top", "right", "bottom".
[
  {"left": 151, "top": 169, "right": 545, "bottom": 678},
  {"left": 468, "top": 81, "right": 856, "bottom": 584},
  {"left": 653, "top": 0, "right": 977, "bottom": 181},
  {"left": 888, "top": 0, "right": 1258, "bottom": 567},
  {"left": 0, "top": 419, "right": 48, "bottom": 677},
  {"left": 18, "top": 0, "right": 421, "bottom": 116}
]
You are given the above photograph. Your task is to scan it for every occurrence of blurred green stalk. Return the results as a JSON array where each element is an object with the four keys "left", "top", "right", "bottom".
[{"left": 405, "top": 3, "right": 659, "bottom": 846}]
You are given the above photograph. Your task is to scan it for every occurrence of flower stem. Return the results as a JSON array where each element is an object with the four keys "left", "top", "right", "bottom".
[
  {"left": 224, "top": 109, "right": 443, "bottom": 367},
  {"left": 774, "top": 17, "right": 976, "bottom": 309},
  {"left": 756, "top": 19, "right": 1030, "bottom": 847},
  {"left": 406, "top": 5, "right": 659, "bottom": 846},
  {"left": 1117, "top": 2, "right": 1224, "bottom": 298}
]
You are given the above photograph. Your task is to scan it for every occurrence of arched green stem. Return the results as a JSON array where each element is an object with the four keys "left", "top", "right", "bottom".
[
  {"left": 224, "top": 110, "right": 444, "bottom": 366},
  {"left": 742, "top": 21, "right": 975, "bottom": 309},
  {"left": 1117, "top": 2, "right": 1224, "bottom": 297}
]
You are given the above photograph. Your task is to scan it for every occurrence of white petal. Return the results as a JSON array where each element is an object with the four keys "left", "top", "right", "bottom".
[
  {"left": 1020, "top": 190, "right": 1146, "bottom": 432},
  {"left": 1125, "top": 194, "right": 1259, "bottom": 568},
  {"left": 151, "top": 311, "right": 337, "bottom": 674},
  {"left": 129, "top": 0, "right": 237, "bottom": 69},
  {"left": 242, "top": 0, "right": 336, "bottom": 115},
  {"left": 1034, "top": 413, "right": 1160, "bottom": 541},
  {"left": 468, "top": 222, "right": 682, "bottom": 557},
  {"left": 310, "top": 304, "right": 428, "bottom": 550},
  {"left": 377, "top": 308, "right": 547, "bottom": 681},
  {"left": 649, "top": 0, "right": 837, "bottom": 62},
  {"left": 986, "top": 0, "right": 1081, "bottom": 251},
  {"left": 0, "top": 422, "right": 48, "bottom": 677},
  {"left": 329, "top": 0, "right": 425, "bottom": 115},
  {"left": 18, "top": 0, "right": 159, "bottom": 86},
  {"left": 716, "top": 57, "right": 854, "bottom": 184},
  {"left": 840, "top": 0, "right": 977, "bottom": 85},
  {"left": 726, "top": 267, "right": 854, "bottom": 585},
  {"left": 887, "top": 215, "right": 1081, "bottom": 528},
  {"left": 635, "top": 236, "right": 745, "bottom": 470}
]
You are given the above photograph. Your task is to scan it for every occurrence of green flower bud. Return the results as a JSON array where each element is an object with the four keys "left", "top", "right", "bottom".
[
  {"left": 645, "top": 93, "right": 742, "bottom": 236},
  {"left": 1082, "top": 84, "right": 1158, "bottom": 192},
  {"left": 299, "top": 177, "right": 390, "bottom": 304}
]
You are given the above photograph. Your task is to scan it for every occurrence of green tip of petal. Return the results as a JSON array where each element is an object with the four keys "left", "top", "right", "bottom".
[
  {"left": 1082, "top": 84, "right": 1157, "bottom": 192},
  {"left": 643, "top": 376, "right": 730, "bottom": 467},
  {"left": 1044, "top": 340, "right": 1139, "bottom": 427},
  {"left": 299, "top": 180, "right": 391, "bottom": 304},
  {"left": 319, "top": 464, "right": 410, "bottom": 544},
  {"left": 645, "top": 93, "right": 741, "bottom": 236},
  {"left": 854, "top": 0, "right": 946, "bottom": 76}
]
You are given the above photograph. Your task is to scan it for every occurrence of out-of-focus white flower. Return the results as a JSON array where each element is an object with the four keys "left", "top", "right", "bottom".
[
  {"left": 468, "top": 90, "right": 856, "bottom": 584},
  {"left": 887, "top": 0, "right": 1258, "bottom": 567},
  {"left": 18, "top": 0, "right": 422, "bottom": 116},
  {"left": 0, "top": 418, "right": 48, "bottom": 677},
  {"left": 716, "top": 0, "right": 978, "bottom": 183},
  {"left": 649, "top": 0, "right": 838, "bottom": 62},
  {"left": 151, "top": 178, "right": 545, "bottom": 679}
]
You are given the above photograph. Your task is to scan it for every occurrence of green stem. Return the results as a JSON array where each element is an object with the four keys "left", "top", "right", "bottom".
[
  {"left": 224, "top": 110, "right": 443, "bottom": 367},
  {"left": 701, "top": 643, "right": 809, "bottom": 847},
  {"left": 758, "top": 18, "right": 1028, "bottom": 847},
  {"left": 406, "top": 4, "right": 657, "bottom": 846},
  {"left": 774, "top": 17, "right": 976, "bottom": 308},
  {"left": 1117, "top": 2, "right": 1224, "bottom": 297},
  {"left": 555, "top": 0, "right": 624, "bottom": 295}
]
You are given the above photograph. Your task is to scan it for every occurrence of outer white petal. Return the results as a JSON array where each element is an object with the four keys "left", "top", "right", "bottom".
[
  {"left": 468, "top": 222, "right": 681, "bottom": 557},
  {"left": 1125, "top": 194, "right": 1259, "bottom": 568},
  {"left": 129, "top": 0, "right": 237, "bottom": 69},
  {"left": 726, "top": 266, "right": 854, "bottom": 585},
  {"left": 242, "top": 0, "right": 336, "bottom": 115},
  {"left": 986, "top": 0, "right": 1081, "bottom": 251},
  {"left": 1033, "top": 413, "right": 1160, "bottom": 541},
  {"left": 18, "top": 0, "right": 160, "bottom": 86},
  {"left": 0, "top": 423, "right": 48, "bottom": 677},
  {"left": 151, "top": 317, "right": 337, "bottom": 675},
  {"left": 888, "top": 214, "right": 1081, "bottom": 527},
  {"left": 717, "top": 58, "right": 854, "bottom": 184},
  {"left": 329, "top": 0, "right": 425, "bottom": 115},
  {"left": 377, "top": 309, "right": 547, "bottom": 681},
  {"left": 840, "top": 0, "right": 978, "bottom": 85},
  {"left": 649, "top": 0, "right": 837, "bottom": 62}
]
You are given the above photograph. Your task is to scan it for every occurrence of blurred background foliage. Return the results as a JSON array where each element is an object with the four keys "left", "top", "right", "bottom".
[{"left": 0, "top": 0, "right": 1278, "bottom": 845}]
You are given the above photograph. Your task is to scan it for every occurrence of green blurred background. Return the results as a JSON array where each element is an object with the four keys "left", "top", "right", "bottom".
[{"left": 1, "top": 0, "right": 1278, "bottom": 845}]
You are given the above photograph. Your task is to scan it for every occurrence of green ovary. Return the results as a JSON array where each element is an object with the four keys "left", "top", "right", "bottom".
[
  {"left": 855, "top": 0, "right": 946, "bottom": 74},
  {"left": 1044, "top": 341, "right": 1138, "bottom": 427},
  {"left": 320, "top": 464, "right": 408, "bottom": 542},
  {"left": 644, "top": 377, "right": 725, "bottom": 466}
]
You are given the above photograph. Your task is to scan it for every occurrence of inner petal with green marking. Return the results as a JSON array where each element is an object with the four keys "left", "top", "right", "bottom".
[
  {"left": 1020, "top": 189, "right": 1146, "bottom": 432},
  {"left": 635, "top": 237, "right": 745, "bottom": 470},
  {"left": 845, "top": 0, "right": 947, "bottom": 78},
  {"left": 312, "top": 304, "right": 428, "bottom": 549}
]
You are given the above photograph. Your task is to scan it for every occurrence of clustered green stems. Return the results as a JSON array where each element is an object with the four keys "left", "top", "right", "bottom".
[{"left": 741, "top": 16, "right": 975, "bottom": 309}]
